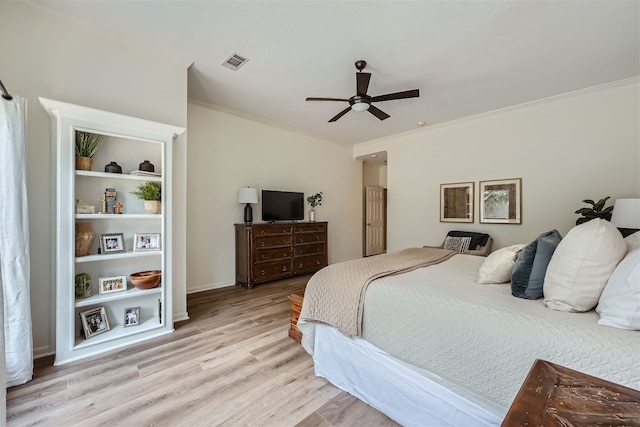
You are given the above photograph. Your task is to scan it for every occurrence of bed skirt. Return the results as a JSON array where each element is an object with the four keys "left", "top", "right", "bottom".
[{"left": 312, "top": 324, "right": 506, "bottom": 427}]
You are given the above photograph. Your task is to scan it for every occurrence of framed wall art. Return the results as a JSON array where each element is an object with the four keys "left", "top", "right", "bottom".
[
  {"left": 479, "top": 178, "right": 522, "bottom": 224},
  {"left": 440, "top": 182, "right": 474, "bottom": 223},
  {"left": 99, "top": 232, "right": 125, "bottom": 254},
  {"left": 79, "top": 306, "right": 110, "bottom": 339},
  {"left": 133, "top": 233, "right": 161, "bottom": 251}
]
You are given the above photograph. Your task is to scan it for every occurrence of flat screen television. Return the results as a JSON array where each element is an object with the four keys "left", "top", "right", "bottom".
[{"left": 261, "top": 190, "right": 304, "bottom": 222}]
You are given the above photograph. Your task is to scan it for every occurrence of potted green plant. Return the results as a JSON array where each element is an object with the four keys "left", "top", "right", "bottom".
[
  {"left": 306, "top": 192, "right": 323, "bottom": 222},
  {"left": 575, "top": 196, "right": 613, "bottom": 225},
  {"left": 75, "top": 130, "right": 103, "bottom": 171},
  {"left": 131, "top": 181, "right": 162, "bottom": 214}
]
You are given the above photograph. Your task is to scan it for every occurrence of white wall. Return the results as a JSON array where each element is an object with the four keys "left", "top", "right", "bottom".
[
  {"left": 186, "top": 102, "right": 362, "bottom": 292},
  {"left": 354, "top": 79, "right": 640, "bottom": 251},
  {"left": 0, "top": 2, "right": 189, "bottom": 356}
]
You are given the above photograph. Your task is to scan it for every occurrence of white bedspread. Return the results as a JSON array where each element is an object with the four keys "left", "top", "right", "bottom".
[{"left": 362, "top": 254, "right": 640, "bottom": 407}]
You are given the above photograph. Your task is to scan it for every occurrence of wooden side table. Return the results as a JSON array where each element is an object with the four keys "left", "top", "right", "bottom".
[
  {"left": 288, "top": 290, "right": 304, "bottom": 343},
  {"left": 502, "top": 359, "right": 640, "bottom": 426}
]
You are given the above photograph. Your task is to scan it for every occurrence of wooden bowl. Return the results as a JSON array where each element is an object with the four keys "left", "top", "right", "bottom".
[{"left": 130, "top": 270, "right": 161, "bottom": 289}]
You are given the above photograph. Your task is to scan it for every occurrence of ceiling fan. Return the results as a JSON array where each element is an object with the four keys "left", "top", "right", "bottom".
[{"left": 306, "top": 60, "right": 420, "bottom": 122}]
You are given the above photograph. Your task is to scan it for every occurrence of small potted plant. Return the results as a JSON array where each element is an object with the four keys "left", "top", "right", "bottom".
[
  {"left": 306, "top": 192, "right": 323, "bottom": 222},
  {"left": 131, "top": 181, "right": 162, "bottom": 214},
  {"left": 75, "top": 130, "right": 103, "bottom": 171}
]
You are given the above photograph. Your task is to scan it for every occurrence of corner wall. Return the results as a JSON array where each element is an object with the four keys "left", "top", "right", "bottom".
[
  {"left": 186, "top": 102, "right": 362, "bottom": 292},
  {"left": 0, "top": 1, "right": 189, "bottom": 356},
  {"left": 354, "top": 79, "right": 640, "bottom": 250}
]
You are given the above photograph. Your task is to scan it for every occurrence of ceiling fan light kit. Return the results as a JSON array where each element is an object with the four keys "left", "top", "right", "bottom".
[{"left": 306, "top": 60, "right": 419, "bottom": 122}]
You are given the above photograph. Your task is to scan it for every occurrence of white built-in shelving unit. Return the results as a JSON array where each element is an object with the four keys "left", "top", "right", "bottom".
[{"left": 40, "top": 98, "right": 184, "bottom": 365}]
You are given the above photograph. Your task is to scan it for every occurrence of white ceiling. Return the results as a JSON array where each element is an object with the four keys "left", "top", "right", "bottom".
[{"left": 31, "top": 1, "right": 639, "bottom": 146}]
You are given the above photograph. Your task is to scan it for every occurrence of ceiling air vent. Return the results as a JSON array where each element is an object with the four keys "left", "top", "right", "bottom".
[{"left": 221, "top": 52, "right": 249, "bottom": 71}]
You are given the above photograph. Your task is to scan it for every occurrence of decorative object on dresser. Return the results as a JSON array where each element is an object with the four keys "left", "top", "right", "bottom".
[
  {"left": 235, "top": 222, "right": 328, "bottom": 290},
  {"left": 238, "top": 187, "right": 259, "bottom": 223},
  {"left": 306, "top": 192, "right": 323, "bottom": 222},
  {"left": 610, "top": 198, "right": 640, "bottom": 237},
  {"left": 479, "top": 178, "right": 522, "bottom": 224},
  {"left": 440, "top": 182, "right": 474, "bottom": 223},
  {"left": 74, "top": 130, "right": 102, "bottom": 171},
  {"left": 502, "top": 359, "right": 640, "bottom": 426}
]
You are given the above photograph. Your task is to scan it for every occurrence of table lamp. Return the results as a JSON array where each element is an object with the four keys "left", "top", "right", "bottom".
[
  {"left": 238, "top": 187, "right": 259, "bottom": 224},
  {"left": 611, "top": 198, "right": 640, "bottom": 237}
]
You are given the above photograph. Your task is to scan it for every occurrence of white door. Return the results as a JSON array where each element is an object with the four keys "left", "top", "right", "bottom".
[{"left": 365, "top": 186, "right": 385, "bottom": 256}]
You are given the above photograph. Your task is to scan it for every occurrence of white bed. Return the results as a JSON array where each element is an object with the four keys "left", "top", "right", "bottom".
[{"left": 298, "top": 253, "right": 640, "bottom": 426}]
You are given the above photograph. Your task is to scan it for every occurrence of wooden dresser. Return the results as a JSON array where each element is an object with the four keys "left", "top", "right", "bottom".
[{"left": 235, "top": 222, "right": 328, "bottom": 289}]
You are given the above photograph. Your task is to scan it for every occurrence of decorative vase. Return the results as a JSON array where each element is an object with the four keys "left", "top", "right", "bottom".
[
  {"left": 75, "top": 223, "right": 96, "bottom": 257},
  {"left": 144, "top": 200, "right": 161, "bottom": 214},
  {"left": 139, "top": 160, "right": 155, "bottom": 172},
  {"left": 75, "top": 273, "right": 92, "bottom": 298},
  {"left": 76, "top": 156, "right": 93, "bottom": 171},
  {"left": 309, "top": 209, "right": 316, "bottom": 222},
  {"left": 104, "top": 161, "right": 122, "bottom": 174}
]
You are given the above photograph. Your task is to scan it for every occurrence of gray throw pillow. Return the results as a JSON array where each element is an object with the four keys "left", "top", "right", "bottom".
[{"left": 511, "top": 230, "right": 562, "bottom": 299}]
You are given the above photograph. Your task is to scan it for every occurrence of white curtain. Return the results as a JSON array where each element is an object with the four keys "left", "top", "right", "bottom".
[{"left": 0, "top": 94, "right": 33, "bottom": 401}]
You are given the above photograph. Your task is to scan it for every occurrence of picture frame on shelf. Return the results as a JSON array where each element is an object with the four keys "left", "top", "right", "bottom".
[
  {"left": 124, "top": 306, "right": 140, "bottom": 327},
  {"left": 99, "top": 232, "right": 125, "bottom": 254},
  {"left": 440, "top": 182, "right": 474, "bottom": 223},
  {"left": 133, "top": 233, "right": 161, "bottom": 252},
  {"left": 98, "top": 275, "right": 127, "bottom": 294},
  {"left": 79, "top": 306, "right": 110, "bottom": 339},
  {"left": 479, "top": 178, "right": 522, "bottom": 224}
]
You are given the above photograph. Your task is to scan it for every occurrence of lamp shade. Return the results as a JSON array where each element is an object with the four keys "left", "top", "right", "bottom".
[
  {"left": 611, "top": 198, "right": 640, "bottom": 229},
  {"left": 238, "top": 187, "right": 258, "bottom": 204},
  {"left": 351, "top": 101, "right": 370, "bottom": 112}
]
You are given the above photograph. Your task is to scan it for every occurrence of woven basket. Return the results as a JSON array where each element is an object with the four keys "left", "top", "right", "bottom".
[{"left": 75, "top": 223, "right": 96, "bottom": 257}]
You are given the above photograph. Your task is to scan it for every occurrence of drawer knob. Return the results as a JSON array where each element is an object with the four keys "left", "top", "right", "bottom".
[
  {"left": 260, "top": 270, "right": 266, "bottom": 276},
  {"left": 282, "top": 266, "right": 287, "bottom": 272},
  {"left": 300, "top": 238, "right": 304, "bottom": 243},
  {"left": 261, "top": 242, "right": 265, "bottom": 247},
  {"left": 316, "top": 260, "right": 320, "bottom": 265},
  {"left": 299, "top": 263, "right": 303, "bottom": 269},
  {"left": 283, "top": 252, "right": 287, "bottom": 257},
  {"left": 261, "top": 254, "right": 266, "bottom": 260}
]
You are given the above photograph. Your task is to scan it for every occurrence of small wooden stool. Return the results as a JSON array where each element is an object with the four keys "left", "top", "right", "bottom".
[{"left": 288, "top": 290, "right": 304, "bottom": 343}]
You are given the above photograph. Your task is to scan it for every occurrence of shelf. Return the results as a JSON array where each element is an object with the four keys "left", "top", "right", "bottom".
[
  {"left": 74, "top": 317, "right": 162, "bottom": 349},
  {"left": 76, "top": 170, "right": 162, "bottom": 182},
  {"left": 76, "top": 214, "right": 161, "bottom": 220},
  {"left": 76, "top": 250, "right": 161, "bottom": 263},
  {"left": 75, "top": 286, "right": 162, "bottom": 308}
]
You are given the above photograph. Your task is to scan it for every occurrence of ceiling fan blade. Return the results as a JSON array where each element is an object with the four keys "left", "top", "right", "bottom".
[
  {"left": 368, "top": 105, "right": 390, "bottom": 121},
  {"left": 356, "top": 72, "right": 371, "bottom": 96},
  {"left": 306, "top": 97, "right": 350, "bottom": 102},
  {"left": 371, "top": 89, "right": 420, "bottom": 102},
  {"left": 328, "top": 107, "right": 351, "bottom": 122}
]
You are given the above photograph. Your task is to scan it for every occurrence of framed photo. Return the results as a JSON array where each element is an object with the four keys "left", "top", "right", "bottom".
[
  {"left": 440, "top": 182, "right": 474, "bottom": 223},
  {"left": 80, "top": 306, "right": 110, "bottom": 339},
  {"left": 99, "top": 232, "right": 125, "bottom": 254},
  {"left": 134, "top": 233, "right": 161, "bottom": 252},
  {"left": 479, "top": 178, "right": 522, "bottom": 224},
  {"left": 98, "top": 275, "right": 127, "bottom": 294},
  {"left": 124, "top": 306, "right": 140, "bottom": 327}
]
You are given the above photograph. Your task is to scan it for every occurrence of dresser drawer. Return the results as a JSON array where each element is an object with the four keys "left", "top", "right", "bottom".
[
  {"left": 294, "top": 243, "right": 325, "bottom": 257},
  {"left": 294, "top": 232, "right": 324, "bottom": 245},
  {"left": 293, "top": 254, "right": 326, "bottom": 275},
  {"left": 255, "top": 247, "right": 292, "bottom": 263},
  {"left": 254, "top": 224, "right": 293, "bottom": 236},
  {"left": 254, "top": 234, "right": 293, "bottom": 249},
  {"left": 253, "top": 260, "right": 293, "bottom": 283},
  {"left": 294, "top": 224, "right": 326, "bottom": 234}
]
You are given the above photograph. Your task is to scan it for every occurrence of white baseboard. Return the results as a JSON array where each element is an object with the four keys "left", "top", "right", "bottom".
[
  {"left": 34, "top": 346, "right": 55, "bottom": 360},
  {"left": 187, "top": 280, "right": 235, "bottom": 294},
  {"left": 173, "top": 311, "right": 190, "bottom": 323}
]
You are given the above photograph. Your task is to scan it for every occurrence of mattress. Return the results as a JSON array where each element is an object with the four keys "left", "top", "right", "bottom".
[{"left": 300, "top": 253, "right": 640, "bottom": 410}]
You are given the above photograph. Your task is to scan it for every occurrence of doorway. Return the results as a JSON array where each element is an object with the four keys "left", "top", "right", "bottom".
[{"left": 362, "top": 152, "right": 387, "bottom": 257}]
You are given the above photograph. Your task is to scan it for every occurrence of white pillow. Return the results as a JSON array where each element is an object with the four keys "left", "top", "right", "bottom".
[
  {"left": 596, "top": 248, "right": 640, "bottom": 330},
  {"left": 543, "top": 219, "right": 626, "bottom": 312},
  {"left": 625, "top": 231, "right": 640, "bottom": 252},
  {"left": 477, "top": 244, "right": 526, "bottom": 284}
]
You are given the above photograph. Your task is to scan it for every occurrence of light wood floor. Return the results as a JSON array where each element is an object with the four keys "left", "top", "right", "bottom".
[{"left": 7, "top": 276, "right": 399, "bottom": 427}]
